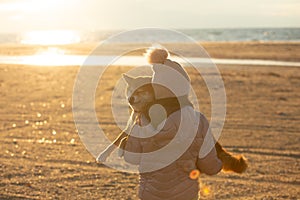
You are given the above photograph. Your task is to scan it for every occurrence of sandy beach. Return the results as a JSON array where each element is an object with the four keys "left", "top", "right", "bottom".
[{"left": 0, "top": 42, "right": 299, "bottom": 199}]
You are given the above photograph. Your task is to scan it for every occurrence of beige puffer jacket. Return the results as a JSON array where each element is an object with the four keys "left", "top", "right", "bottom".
[{"left": 124, "top": 106, "right": 222, "bottom": 200}]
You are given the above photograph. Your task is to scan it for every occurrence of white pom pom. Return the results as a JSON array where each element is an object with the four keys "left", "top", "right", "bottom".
[{"left": 145, "top": 47, "right": 169, "bottom": 64}]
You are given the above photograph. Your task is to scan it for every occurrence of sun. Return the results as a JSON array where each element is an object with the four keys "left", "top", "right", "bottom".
[{"left": 21, "top": 30, "right": 81, "bottom": 45}]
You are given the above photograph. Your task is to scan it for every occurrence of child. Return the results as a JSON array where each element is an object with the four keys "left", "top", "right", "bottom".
[{"left": 123, "top": 48, "right": 222, "bottom": 200}]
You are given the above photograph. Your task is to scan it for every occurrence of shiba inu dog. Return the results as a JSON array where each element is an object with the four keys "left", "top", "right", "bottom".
[
  {"left": 96, "top": 74, "right": 154, "bottom": 162},
  {"left": 97, "top": 74, "right": 248, "bottom": 173}
]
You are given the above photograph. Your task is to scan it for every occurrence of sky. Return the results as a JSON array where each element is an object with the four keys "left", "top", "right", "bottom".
[{"left": 0, "top": 0, "right": 299, "bottom": 33}]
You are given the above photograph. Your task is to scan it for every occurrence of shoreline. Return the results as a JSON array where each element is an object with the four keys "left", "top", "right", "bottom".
[
  {"left": 1, "top": 55, "right": 300, "bottom": 67},
  {"left": 0, "top": 41, "right": 299, "bottom": 62}
]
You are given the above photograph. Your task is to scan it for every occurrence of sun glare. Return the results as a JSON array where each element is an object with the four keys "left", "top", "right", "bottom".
[
  {"left": 21, "top": 30, "right": 81, "bottom": 45},
  {"left": 24, "top": 47, "right": 69, "bottom": 66}
]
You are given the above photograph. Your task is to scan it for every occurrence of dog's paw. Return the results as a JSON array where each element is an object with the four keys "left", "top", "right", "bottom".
[
  {"left": 221, "top": 154, "right": 248, "bottom": 173},
  {"left": 96, "top": 151, "right": 109, "bottom": 163},
  {"left": 233, "top": 155, "right": 248, "bottom": 173}
]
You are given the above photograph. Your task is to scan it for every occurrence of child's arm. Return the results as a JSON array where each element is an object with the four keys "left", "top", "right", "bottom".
[
  {"left": 195, "top": 114, "right": 247, "bottom": 174},
  {"left": 196, "top": 146, "right": 222, "bottom": 175},
  {"left": 196, "top": 114, "right": 222, "bottom": 175}
]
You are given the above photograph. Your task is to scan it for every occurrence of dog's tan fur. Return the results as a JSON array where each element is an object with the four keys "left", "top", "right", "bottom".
[{"left": 97, "top": 75, "right": 248, "bottom": 173}]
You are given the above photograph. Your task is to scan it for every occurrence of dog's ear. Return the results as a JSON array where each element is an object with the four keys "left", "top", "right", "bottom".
[
  {"left": 122, "top": 74, "right": 133, "bottom": 84},
  {"left": 122, "top": 74, "right": 135, "bottom": 85}
]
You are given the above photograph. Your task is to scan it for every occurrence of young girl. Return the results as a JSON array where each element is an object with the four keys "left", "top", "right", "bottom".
[{"left": 123, "top": 48, "right": 222, "bottom": 200}]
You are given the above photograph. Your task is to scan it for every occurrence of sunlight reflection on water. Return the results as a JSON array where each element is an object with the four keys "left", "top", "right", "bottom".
[{"left": 0, "top": 48, "right": 299, "bottom": 67}]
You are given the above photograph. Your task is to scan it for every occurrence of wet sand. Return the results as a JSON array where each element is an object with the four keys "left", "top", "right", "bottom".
[{"left": 0, "top": 42, "right": 299, "bottom": 199}]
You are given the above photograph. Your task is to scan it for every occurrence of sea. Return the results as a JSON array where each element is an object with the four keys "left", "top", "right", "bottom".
[
  {"left": 0, "top": 28, "right": 299, "bottom": 67},
  {"left": 0, "top": 28, "right": 299, "bottom": 44}
]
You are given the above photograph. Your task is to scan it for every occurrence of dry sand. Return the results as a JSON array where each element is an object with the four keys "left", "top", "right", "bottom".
[{"left": 0, "top": 42, "right": 299, "bottom": 199}]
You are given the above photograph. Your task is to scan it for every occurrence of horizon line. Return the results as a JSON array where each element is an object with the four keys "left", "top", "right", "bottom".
[{"left": 0, "top": 26, "right": 300, "bottom": 34}]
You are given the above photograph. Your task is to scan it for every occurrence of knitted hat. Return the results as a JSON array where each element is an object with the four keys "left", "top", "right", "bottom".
[{"left": 146, "top": 47, "right": 191, "bottom": 99}]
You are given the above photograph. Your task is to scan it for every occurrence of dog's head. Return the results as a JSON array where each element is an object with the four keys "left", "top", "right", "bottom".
[{"left": 123, "top": 74, "right": 155, "bottom": 112}]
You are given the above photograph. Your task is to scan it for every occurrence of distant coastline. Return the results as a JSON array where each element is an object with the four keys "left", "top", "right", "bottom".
[{"left": 0, "top": 28, "right": 299, "bottom": 44}]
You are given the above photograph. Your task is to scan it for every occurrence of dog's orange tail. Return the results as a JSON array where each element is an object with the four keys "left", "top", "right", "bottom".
[{"left": 215, "top": 142, "right": 248, "bottom": 173}]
